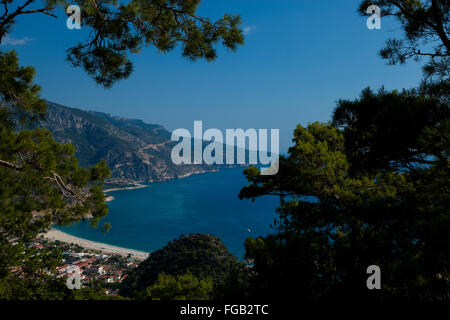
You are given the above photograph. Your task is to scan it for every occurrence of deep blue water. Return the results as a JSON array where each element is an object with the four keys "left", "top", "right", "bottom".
[{"left": 57, "top": 168, "right": 280, "bottom": 258}]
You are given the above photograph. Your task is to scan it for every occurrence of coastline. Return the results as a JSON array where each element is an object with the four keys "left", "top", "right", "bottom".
[
  {"left": 102, "top": 170, "right": 218, "bottom": 199},
  {"left": 103, "top": 183, "right": 148, "bottom": 193},
  {"left": 177, "top": 169, "right": 219, "bottom": 179},
  {"left": 103, "top": 184, "right": 149, "bottom": 202},
  {"left": 70, "top": 169, "right": 229, "bottom": 258},
  {"left": 102, "top": 166, "right": 233, "bottom": 195},
  {"left": 41, "top": 229, "right": 150, "bottom": 261}
]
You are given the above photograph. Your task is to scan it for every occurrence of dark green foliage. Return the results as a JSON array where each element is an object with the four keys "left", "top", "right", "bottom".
[
  {"left": 211, "top": 259, "right": 251, "bottom": 300},
  {"left": 0, "top": 0, "right": 244, "bottom": 87},
  {"left": 73, "top": 280, "right": 127, "bottom": 300},
  {"left": 145, "top": 271, "right": 213, "bottom": 300},
  {"left": 332, "top": 86, "right": 449, "bottom": 173},
  {"left": 68, "top": 0, "right": 244, "bottom": 87},
  {"left": 358, "top": 0, "right": 449, "bottom": 82},
  {"left": 239, "top": 87, "right": 449, "bottom": 300},
  {"left": 0, "top": 0, "right": 245, "bottom": 301},
  {"left": 120, "top": 233, "right": 240, "bottom": 298},
  {"left": 0, "top": 275, "right": 74, "bottom": 300},
  {"left": 234, "top": 1, "right": 449, "bottom": 301},
  {"left": 0, "top": 50, "right": 110, "bottom": 299},
  {"left": 0, "top": 50, "right": 47, "bottom": 126}
]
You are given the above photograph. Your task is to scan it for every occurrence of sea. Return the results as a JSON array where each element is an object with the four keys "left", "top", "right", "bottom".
[{"left": 57, "top": 168, "right": 280, "bottom": 259}]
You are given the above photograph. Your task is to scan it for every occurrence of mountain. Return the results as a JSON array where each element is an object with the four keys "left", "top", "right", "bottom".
[
  {"left": 120, "top": 233, "right": 240, "bottom": 297},
  {"left": 37, "top": 101, "right": 230, "bottom": 184}
]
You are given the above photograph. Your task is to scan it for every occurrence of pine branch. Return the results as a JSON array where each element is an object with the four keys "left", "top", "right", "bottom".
[
  {"left": 0, "top": 159, "right": 22, "bottom": 170},
  {"left": 21, "top": 8, "right": 57, "bottom": 18}
]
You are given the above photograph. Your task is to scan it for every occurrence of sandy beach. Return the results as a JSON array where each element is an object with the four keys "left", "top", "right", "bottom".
[
  {"left": 42, "top": 229, "right": 150, "bottom": 261},
  {"left": 103, "top": 184, "right": 148, "bottom": 193},
  {"left": 103, "top": 184, "right": 149, "bottom": 202}
]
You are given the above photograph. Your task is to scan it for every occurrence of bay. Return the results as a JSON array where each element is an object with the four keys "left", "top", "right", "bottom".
[{"left": 57, "top": 168, "right": 280, "bottom": 258}]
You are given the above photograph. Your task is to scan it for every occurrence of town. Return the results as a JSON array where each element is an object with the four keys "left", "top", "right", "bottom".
[{"left": 10, "top": 236, "right": 141, "bottom": 296}]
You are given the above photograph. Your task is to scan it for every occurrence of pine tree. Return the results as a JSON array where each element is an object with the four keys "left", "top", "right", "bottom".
[
  {"left": 0, "top": 50, "right": 110, "bottom": 298},
  {"left": 240, "top": 91, "right": 449, "bottom": 299},
  {"left": 0, "top": 1, "right": 244, "bottom": 299},
  {"left": 0, "top": 0, "right": 244, "bottom": 87},
  {"left": 236, "top": 1, "right": 449, "bottom": 300},
  {"left": 358, "top": 0, "right": 449, "bottom": 82}
]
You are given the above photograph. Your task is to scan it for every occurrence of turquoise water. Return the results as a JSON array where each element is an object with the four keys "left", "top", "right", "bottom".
[{"left": 57, "top": 168, "right": 280, "bottom": 258}]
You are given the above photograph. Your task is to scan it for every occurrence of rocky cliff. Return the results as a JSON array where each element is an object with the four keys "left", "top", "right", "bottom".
[{"left": 37, "top": 101, "right": 226, "bottom": 184}]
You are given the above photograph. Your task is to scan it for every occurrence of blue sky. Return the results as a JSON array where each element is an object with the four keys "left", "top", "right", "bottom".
[{"left": 2, "top": 0, "right": 425, "bottom": 151}]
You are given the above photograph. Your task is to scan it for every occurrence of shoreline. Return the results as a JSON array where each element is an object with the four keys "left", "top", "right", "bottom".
[
  {"left": 103, "top": 183, "right": 148, "bottom": 193},
  {"left": 102, "top": 166, "right": 234, "bottom": 193},
  {"left": 102, "top": 166, "right": 239, "bottom": 195},
  {"left": 41, "top": 229, "right": 150, "bottom": 261},
  {"left": 71, "top": 169, "right": 233, "bottom": 258},
  {"left": 42, "top": 167, "right": 245, "bottom": 262},
  {"left": 177, "top": 169, "right": 219, "bottom": 179},
  {"left": 103, "top": 184, "right": 149, "bottom": 202}
]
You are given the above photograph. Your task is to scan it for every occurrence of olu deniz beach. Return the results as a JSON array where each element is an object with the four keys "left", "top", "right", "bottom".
[{"left": 42, "top": 229, "right": 149, "bottom": 261}]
